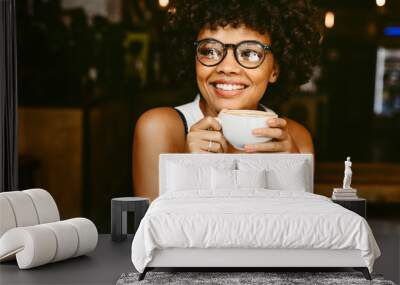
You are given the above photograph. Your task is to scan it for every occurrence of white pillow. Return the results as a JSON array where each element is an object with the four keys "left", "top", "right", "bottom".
[
  {"left": 266, "top": 165, "right": 307, "bottom": 191},
  {"left": 167, "top": 163, "right": 209, "bottom": 191},
  {"left": 211, "top": 168, "right": 236, "bottom": 190},
  {"left": 167, "top": 161, "right": 235, "bottom": 191},
  {"left": 238, "top": 159, "right": 309, "bottom": 191},
  {"left": 237, "top": 169, "right": 267, "bottom": 188},
  {"left": 211, "top": 168, "right": 267, "bottom": 190}
]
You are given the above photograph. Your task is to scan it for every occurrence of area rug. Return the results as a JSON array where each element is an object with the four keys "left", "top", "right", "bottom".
[{"left": 116, "top": 271, "right": 396, "bottom": 285}]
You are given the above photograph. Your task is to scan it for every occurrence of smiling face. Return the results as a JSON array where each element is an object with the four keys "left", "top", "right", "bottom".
[{"left": 196, "top": 25, "right": 279, "bottom": 116}]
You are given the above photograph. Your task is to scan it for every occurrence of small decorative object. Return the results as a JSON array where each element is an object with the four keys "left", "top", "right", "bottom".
[
  {"left": 332, "top": 157, "right": 358, "bottom": 200},
  {"left": 343, "top": 156, "right": 352, "bottom": 189}
]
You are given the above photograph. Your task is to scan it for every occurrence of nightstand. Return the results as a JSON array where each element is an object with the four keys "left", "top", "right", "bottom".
[
  {"left": 332, "top": 198, "right": 366, "bottom": 219},
  {"left": 111, "top": 197, "right": 149, "bottom": 242}
]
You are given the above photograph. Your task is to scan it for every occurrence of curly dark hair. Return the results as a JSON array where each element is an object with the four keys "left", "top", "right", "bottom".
[{"left": 165, "top": 0, "right": 323, "bottom": 104}]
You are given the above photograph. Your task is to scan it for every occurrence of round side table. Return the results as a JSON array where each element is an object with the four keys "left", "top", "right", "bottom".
[{"left": 111, "top": 197, "right": 149, "bottom": 242}]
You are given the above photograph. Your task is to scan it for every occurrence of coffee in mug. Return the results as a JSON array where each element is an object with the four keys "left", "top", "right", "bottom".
[{"left": 216, "top": 109, "right": 278, "bottom": 150}]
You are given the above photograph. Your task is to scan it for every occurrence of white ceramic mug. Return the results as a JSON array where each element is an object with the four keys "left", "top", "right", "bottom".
[{"left": 216, "top": 109, "right": 278, "bottom": 150}]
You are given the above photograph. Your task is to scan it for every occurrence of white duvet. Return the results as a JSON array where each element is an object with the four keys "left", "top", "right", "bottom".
[{"left": 131, "top": 190, "right": 380, "bottom": 273}]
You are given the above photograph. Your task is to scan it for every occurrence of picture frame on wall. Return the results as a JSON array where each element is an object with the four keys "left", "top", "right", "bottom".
[
  {"left": 123, "top": 32, "right": 150, "bottom": 87},
  {"left": 374, "top": 47, "right": 400, "bottom": 116}
]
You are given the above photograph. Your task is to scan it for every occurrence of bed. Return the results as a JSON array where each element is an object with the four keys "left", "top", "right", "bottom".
[{"left": 131, "top": 153, "right": 381, "bottom": 280}]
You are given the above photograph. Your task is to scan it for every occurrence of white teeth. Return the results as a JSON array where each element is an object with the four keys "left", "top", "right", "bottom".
[{"left": 215, "top": 83, "right": 245, "bottom": 91}]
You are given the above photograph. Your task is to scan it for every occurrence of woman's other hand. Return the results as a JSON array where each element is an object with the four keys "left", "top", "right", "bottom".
[
  {"left": 244, "top": 117, "right": 300, "bottom": 153},
  {"left": 186, "top": 116, "right": 228, "bottom": 153}
]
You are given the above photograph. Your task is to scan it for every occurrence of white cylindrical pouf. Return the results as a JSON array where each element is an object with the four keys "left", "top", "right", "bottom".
[
  {"left": 42, "top": 221, "right": 79, "bottom": 263},
  {"left": 0, "top": 195, "right": 17, "bottom": 238},
  {"left": 0, "top": 226, "right": 57, "bottom": 269},
  {"left": 1, "top": 192, "right": 39, "bottom": 227},
  {"left": 65, "top": 218, "right": 98, "bottom": 257},
  {"left": 23, "top": 188, "right": 60, "bottom": 224}
]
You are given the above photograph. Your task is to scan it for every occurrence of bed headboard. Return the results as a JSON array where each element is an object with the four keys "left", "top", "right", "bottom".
[{"left": 159, "top": 153, "right": 314, "bottom": 195}]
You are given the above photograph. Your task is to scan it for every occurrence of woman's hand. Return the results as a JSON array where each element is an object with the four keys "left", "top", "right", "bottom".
[
  {"left": 244, "top": 117, "right": 300, "bottom": 153},
  {"left": 186, "top": 116, "right": 229, "bottom": 153}
]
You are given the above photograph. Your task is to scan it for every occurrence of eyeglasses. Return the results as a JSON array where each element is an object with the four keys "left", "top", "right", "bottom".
[{"left": 194, "top": 38, "right": 272, "bottom": 69}]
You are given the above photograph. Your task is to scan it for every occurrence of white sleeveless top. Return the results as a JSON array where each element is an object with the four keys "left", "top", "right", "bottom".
[{"left": 175, "top": 94, "right": 275, "bottom": 134}]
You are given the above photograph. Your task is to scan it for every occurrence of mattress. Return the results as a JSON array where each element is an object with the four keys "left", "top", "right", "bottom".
[{"left": 131, "top": 190, "right": 380, "bottom": 273}]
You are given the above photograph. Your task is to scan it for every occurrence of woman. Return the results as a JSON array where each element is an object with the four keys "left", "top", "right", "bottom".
[{"left": 133, "top": 0, "right": 323, "bottom": 201}]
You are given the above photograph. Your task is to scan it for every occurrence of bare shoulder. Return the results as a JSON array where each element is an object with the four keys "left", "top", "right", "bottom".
[
  {"left": 133, "top": 107, "right": 185, "bottom": 200},
  {"left": 134, "top": 107, "right": 185, "bottom": 151},
  {"left": 135, "top": 107, "right": 183, "bottom": 134},
  {"left": 285, "top": 117, "right": 308, "bottom": 134},
  {"left": 284, "top": 117, "right": 314, "bottom": 154}
]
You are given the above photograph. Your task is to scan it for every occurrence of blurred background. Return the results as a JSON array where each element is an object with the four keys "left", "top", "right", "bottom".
[{"left": 16, "top": 0, "right": 400, "bottom": 265}]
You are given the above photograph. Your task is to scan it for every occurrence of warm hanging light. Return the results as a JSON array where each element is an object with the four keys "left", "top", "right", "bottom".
[
  {"left": 159, "top": 0, "right": 169, "bottom": 8},
  {"left": 376, "top": 0, "right": 385, "bottom": 7},
  {"left": 325, "top": 11, "right": 335, "bottom": 29}
]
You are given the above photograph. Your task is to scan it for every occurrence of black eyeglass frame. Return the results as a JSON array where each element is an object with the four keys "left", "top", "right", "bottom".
[{"left": 194, "top": 38, "right": 272, "bottom": 69}]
